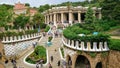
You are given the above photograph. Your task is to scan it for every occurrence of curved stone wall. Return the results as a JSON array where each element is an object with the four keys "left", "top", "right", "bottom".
[
  {"left": 2, "top": 33, "right": 41, "bottom": 58},
  {"left": 62, "top": 38, "right": 109, "bottom": 52}
]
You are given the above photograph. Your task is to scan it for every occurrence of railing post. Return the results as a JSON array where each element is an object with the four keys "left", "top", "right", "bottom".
[
  {"left": 93, "top": 42, "right": 97, "bottom": 51},
  {"left": 87, "top": 42, "right": 91, "bottom": 51},
  {"left": 81, "top": 42, "right": 84, "bottom": 50}
]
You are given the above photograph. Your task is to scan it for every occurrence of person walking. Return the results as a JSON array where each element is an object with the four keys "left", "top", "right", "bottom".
[
  {"left": 48, "top": 63, "right": 52, "bottom": 68},
  {"left": 68, "top": 60, "right": 72, "bottom": 68},
  {"left": 36, "top": 63, "right": 39, "bottom": 68},
  {"left": 50, "top": 56, "right": 53, "bottom": 62},
  {"left": 57, "top": 60, "right": 60, "bottom": 67}
]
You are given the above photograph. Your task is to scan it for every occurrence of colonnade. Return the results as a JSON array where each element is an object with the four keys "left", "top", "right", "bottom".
[{"left": 44, "top": 6, "right": 102, "bottom": 26}]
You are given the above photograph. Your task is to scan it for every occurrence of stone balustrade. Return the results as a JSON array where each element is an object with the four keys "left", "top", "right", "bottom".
[
  {"left": 62, "top": 38, "right": 109, "bottom": 52},
  {"left": 2, "top": 33, "right": 41, "bottom": 43},
  {"left": 2, "top": 32, "right": 41, "bottom": 58}
]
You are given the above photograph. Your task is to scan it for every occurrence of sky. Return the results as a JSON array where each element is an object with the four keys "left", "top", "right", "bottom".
[{"left": 0, "top": 0, "right": 85, "bottom": 7}]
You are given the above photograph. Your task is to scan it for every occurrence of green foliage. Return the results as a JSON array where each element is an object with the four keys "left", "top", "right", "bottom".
[
  {"left": 25, "top": 57, "right": 36, "bottom": 64},
  {"left": 26, "top": 46, "right": 47, "bottom": 64},
  {"left": 89, "top": 52, "right": 96, "bottom": 58},
  {"left": 48, "top": 36, "right": 53, "bottom": 42},
  {"left": 101, "top": 52, "right": 108, "bottom": 57},
  {"left": 14, "top": 15, "right": 30, "bottom": 29},
  {"left": 101, "top": 0, "right": 120, "bottom": 22},
  {"left": 45, "top": 25, "right": 50, "bottom": 32},
  {"left": 32, "top": 13, "right": 45, "bottom": 28},
  {"left": 63, "top": 24, "right": 109, "bottom": 41},
  {"left": 109, "top": 39, "right": 120, "bottom": 51},
  {"left": 77, "top": 51, "right": 82, "bottom": 54},
  {"left": 25, "top": 3, "right": 30, "bottom": 7},
  {"left": 0, "top": 4, "right": 13, "bottom": 27},
  {"left": 40, "top": 23, "right": 46, "bottom": 29},
  {"left": 85, "top": 7, "right": 95, "bottom": 24},
  {"left": 0, "top": 29, "right": 38, "bottom": 38},
  {"left": 25, "top": 29, "right": 38, "bottom": 34},
  {"left": 38, "top": 4, "right": 51, "bottom": 12}
]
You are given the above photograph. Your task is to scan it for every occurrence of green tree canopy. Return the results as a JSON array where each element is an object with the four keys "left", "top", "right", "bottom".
[
  {"left": 101, "top": 0, "right": 120, "bottom": 22},
  {"left": 84, "top": 7, "right": 95, "bottom": 24},
  {"left": 13, "top": 15, "right": 30, "bottom": 29}
]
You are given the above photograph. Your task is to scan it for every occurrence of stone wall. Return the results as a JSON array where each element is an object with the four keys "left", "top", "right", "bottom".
[{"left": 108, "top": 50, "right": 120, "bottom": 68}]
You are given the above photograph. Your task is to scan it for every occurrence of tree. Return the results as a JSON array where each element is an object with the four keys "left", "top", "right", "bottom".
[
  {"left": 84, "top": 7, "right": 95, "bottom": 24},
  {"left": 25, "top": 3, "right": 30, "bottom": 7},
  {"left": 101, "top": 0, "right": 120, "bottom": 22},
  {"left": 14, "top": 15, "right": 30, "bottom": 29},
  {"left": 32, "top": 13, "right": 45, "bottom": 28},
  {"left": 38, "top": 4, "right": 51, "bottom": 12},
  {"left": 0, "top": 4, "right": 13, "bottom": 27}
]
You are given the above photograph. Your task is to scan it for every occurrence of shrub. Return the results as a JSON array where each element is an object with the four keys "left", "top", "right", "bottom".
[
  {"left": 45, "top": 25, "right": 50, "bottom": 32},
  {"left": 89, "top": 52, "right": 96, "bottom": 58},
  {"left": 26, "top": 46, "right": 47, "bottom": 64},
  {"left": 48, "top": 36, "right": 53, "bottom": 42},
  {"left": 101, "top": 52, "right": 108, "bottom": 57},
  {"left": 108, "top": 39, "right": 120, "bottom": 51}
]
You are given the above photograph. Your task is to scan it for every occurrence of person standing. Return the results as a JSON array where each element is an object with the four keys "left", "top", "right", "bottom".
[
  {"left": 57, "top": 60, "right": 60, "bottom": 67},
  {"left": 50, "top": 56, "right": 53, "bottom": 62},
  {"left": 36, "top": 63, "right": 39, "bottom": 68},
  {"left": 48, "top": 63, "right": 52, "bottom": 68},
  {"left": 68, "top": 60, "right": 72, "bottom": 68}
]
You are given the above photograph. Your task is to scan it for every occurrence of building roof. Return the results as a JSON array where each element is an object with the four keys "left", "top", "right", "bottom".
[
  {"left": 14, "top": 2, "right": 27, "bottom": 10},
  {"left": 29, "top": 8, "right": 37, "bottom": 14}
]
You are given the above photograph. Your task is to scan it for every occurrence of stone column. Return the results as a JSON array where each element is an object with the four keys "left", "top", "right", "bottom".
[
  {"left": 61, "top": 12, "right": 64, "bottom": 24},
  {"left": 50, "top": 14, "right": 52, "bottom": 22},
  {"left": 78, "top": 11, "right": 81, "bottom": 23},
  {"left": 54, "top": 13, "right": 57, "bottom": 26},
  {"left": 71, "top": 54, "right": 78, "bottom": 68},
  {"left": 69, "top": 11, "right": 72, "bottom": 24},
  {"left": 47, "top": 15, "right": 49, "bottom": 24}
]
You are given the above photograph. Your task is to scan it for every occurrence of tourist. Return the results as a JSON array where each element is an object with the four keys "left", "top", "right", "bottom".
[
  {"left": 50, "top": 56, "right": 53, "bottom": 62},
  {"left": 54, "top": 49, "right": 57, "bottom": 52},
  {"left": 57, "top": 60, "right": 60, "bottom": 67},
  {"left": 39, "top": 59, "right": 44, "bottom": 67},
  {"left": 48, "top": 63, "right": 52, "bottom": 68},
  {"left": 5, "top": 59, "right": 8, "bottom": 64},
  {"left": 68, "top": 60, "right": 72, "bottom": 68},
  {"left": 36, "top": 63, "right": 39, "bottom": 68}
]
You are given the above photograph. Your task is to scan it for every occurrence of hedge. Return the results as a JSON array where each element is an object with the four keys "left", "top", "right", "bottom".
[
  {"left": 26, "top": 46, "right": 47, "bottom": 64},
  {"left": 108, "top": 39, "right": 120, "bottom": 51}
]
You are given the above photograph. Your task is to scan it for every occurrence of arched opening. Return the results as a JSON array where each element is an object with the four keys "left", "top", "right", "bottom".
[
  {"left": 75, "top": 55, "right": 90, "bottom": 68},
  {"left": 96, "top": 62, "right": 102, "bottom": 68}
]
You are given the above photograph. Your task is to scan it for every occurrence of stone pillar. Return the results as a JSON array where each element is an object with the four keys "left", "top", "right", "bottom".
[
  {"left": 54, "top": 13, "right": 57, "bottom": 26},
  {"left": 47, "top": 15, "right": 49, "bottom": 24},
  {"left": 87, "top": 42, "right": 91, "bottom": 51},
  {"left": 76, "top": 41, "right": 79, "bottom": 49},
  {"left": 81, "top": 42, "right": 84, "bottom": 50},
  {"left": 69, "top": 11, "right": 72, "bottom": 24},
  {"left": 78, "top": 11, "right": 81, "bottom": 23},
  {"left": 71, "top": 54, "right": 78, "bottom": 68},
  {"left": 61, "top": 12, "right": 64, "bottom": 24},
  {"left": 50, "top": 14, "right": 52, "bottom": 22}
]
